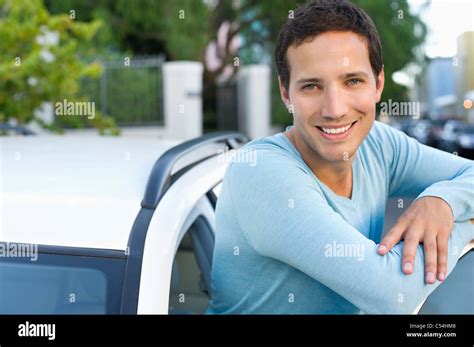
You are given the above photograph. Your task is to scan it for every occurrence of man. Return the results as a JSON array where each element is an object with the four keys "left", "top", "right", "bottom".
[{"left": 207, "top": 0, "right": 474, "bottom": 314}]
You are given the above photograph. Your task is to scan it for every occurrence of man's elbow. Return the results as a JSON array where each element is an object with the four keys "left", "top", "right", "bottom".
[{"left": 362, "top": 261, "right": 430, "bottom": 314}]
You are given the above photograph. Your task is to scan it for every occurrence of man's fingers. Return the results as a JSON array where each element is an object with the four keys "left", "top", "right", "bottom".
[
  {"left": 437, "top": 235, "right": 449, "bottom": 282},
  {"left": 378, "top": 223, "right": 405, "bottom": 255},
  {"left": 423, "top": 235, "right": 437, "bottom": 284},
  {"left": 401, "top": 232, "right": 420, "bottom": 275}
]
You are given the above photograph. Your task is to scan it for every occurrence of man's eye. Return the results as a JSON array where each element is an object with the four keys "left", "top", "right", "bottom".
[
  {"left": 302, "top": 83, "right": 319, "bottom": 90},
  {"left": 347, "top": 78, "right": 363, "bottom": 86}
]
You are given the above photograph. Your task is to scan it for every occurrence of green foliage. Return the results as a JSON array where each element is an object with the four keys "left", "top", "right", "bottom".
[
  {"left": 154, "top": 0, "right": 212, "bottom": 60},
  {"left": 0, "top": 0, "right": 119, "bottom": 134},
  {"left": 46, "top": 0, "right": 212, "bottom": 60}
]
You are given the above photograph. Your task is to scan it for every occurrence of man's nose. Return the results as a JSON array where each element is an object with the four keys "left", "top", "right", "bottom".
[{"left": 320, "top": 86, "right": 349, "bottom": 119}]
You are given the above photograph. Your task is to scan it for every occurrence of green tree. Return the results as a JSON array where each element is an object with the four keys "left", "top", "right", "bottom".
[
  {"left": 46, "top": 0, "right": 212, "bottom": 60},
  {"left": 0, "top": 0, "right": 119, "bottom": 134}
]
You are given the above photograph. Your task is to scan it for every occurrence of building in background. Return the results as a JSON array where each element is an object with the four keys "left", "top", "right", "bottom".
[
  {"left": 422, "top": 58, "right": 457, "bottom": 119},
  {"left": 456, "top": 31, "right": 474, "bottom": 123}
]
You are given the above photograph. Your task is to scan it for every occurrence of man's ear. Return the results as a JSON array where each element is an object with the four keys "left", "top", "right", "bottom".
[
  {"left": 278, "top": 76, "right": 290, "bottom": 106},
  {"left": 375, "top": 66, "right": 385, "bottom": 103}
]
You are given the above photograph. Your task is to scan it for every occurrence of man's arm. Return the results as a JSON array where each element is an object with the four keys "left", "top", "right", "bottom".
[
  {"left": 376, "top": 122, "right": 474, "bottom": 280},
  {"left": 227, "top": 149, "right": 474, "bottom": 314}
]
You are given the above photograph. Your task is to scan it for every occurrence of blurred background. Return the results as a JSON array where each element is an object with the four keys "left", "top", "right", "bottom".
[{"left": 0, "top": 0, "right": 473, "bottom": 158}]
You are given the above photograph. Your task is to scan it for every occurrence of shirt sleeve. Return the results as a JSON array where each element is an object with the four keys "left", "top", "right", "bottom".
[
  {"left": 382, "top": 123, "right": 474, "bottom": 222},
  {"left": 226, "top": 148, "right": 474, "bottom": 314}
]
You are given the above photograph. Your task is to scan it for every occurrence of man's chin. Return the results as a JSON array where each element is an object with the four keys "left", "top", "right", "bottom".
[{"left": 296, "top": 127, "right": 357, "bottom": 162}]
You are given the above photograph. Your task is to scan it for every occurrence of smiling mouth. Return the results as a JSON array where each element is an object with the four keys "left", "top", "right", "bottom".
[{"left": 315, "top": 120, "right": 358, "bottom": 134}]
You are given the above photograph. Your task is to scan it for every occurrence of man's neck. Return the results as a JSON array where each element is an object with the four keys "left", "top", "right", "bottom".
[{"left": 286, "top": 128, "right": 354, "bottom": 199}]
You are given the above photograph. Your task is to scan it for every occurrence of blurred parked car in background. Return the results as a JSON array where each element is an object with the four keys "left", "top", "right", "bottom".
[
  {"left": 456, "top": 124, "right": 474, "bottom": 159},
  {"left": 427, "top": 119, "right": 452, "bottom": 148},
  {"left": 438, "top": 121, "right": 469, "bottom": 154},
  {"left": 389, "top": 118, "right": 474, "bottom": 160},
  {"left": 390, "top": 119, "right": 415, "bottom": 134},
  {"left": 410, "top": 120, "right": 433, "bottom": 146}
]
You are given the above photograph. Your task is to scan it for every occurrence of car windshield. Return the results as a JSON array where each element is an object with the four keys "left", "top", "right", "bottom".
[{"left": 0, "top": 246, "right": 125, "bottom": 314}]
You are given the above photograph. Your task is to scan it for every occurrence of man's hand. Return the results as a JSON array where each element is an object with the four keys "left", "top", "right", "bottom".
[{"left": 377, "top": 196, "right": 454, "bottom": 284}]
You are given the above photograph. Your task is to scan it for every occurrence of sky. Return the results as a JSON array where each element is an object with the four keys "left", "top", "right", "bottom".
[{"left": 409, "top": 0, "right": 474, "bottom": 58}]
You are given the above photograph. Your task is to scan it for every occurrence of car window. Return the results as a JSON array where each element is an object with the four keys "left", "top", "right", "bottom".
[{"left": 0, "top": 250, "right": 125, "bottom": 314}]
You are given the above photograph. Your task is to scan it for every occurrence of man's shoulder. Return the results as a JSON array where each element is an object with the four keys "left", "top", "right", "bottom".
[
  {"left": 241, "top": 132, "right": 292, "bottom": 152},
  {"left": 225, "top": 133, "right": 309, "bottom": 185},
  {"left": 368, "top": 120, "right": 401, "bottom": 142},
  {"left": 233, "top": 132, "right": 301, "bottom": 164},
  {"left": 362, "top": 120, "right": 406, "bottom": 154}
]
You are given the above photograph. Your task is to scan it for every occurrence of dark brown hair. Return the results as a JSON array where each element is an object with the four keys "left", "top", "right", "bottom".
[{"left": 275, "top": 0, "right": 383, "bottom": 90}]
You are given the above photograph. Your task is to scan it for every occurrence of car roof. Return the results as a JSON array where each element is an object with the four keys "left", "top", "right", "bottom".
[{"left": 1, "top": 134, "right": 180, "bottom": 250}]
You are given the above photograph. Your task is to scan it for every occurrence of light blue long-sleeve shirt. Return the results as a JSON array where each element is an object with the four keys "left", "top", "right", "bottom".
[{"left": 207, "top": 121, "right": 474, "bottom": 314}]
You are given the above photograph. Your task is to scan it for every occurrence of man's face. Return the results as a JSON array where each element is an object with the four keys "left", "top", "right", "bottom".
[{"left": 280, "top": 31, "right": 384, "bottom": 163}]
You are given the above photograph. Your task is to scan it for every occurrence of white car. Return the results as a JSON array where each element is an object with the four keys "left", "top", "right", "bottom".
[
  {"left": 0, "top": 129, "right": 472, "bottom": 314},
  {"left": 1, "top": 129, "right": 247, "bottom": 314}
]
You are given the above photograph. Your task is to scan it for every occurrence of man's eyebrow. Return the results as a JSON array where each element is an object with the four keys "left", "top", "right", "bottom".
[
  {"left": 339, "top": 71, "right": 370, "bottom": 79},
  {"left": 296, "top": 77, "right": 323, "bottom": 84},
  {"left": 296, "top": 71, "right": 370, "bottom": 84}
]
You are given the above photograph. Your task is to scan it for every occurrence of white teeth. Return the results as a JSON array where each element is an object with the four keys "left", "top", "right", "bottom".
[{"left": 321, "top": 124, "right": 352, "bottom": 134}]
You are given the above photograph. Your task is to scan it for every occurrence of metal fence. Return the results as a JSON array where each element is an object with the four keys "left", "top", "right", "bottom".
[{"left": 81, "top": 55, "right": 165, "bottom": 126}]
